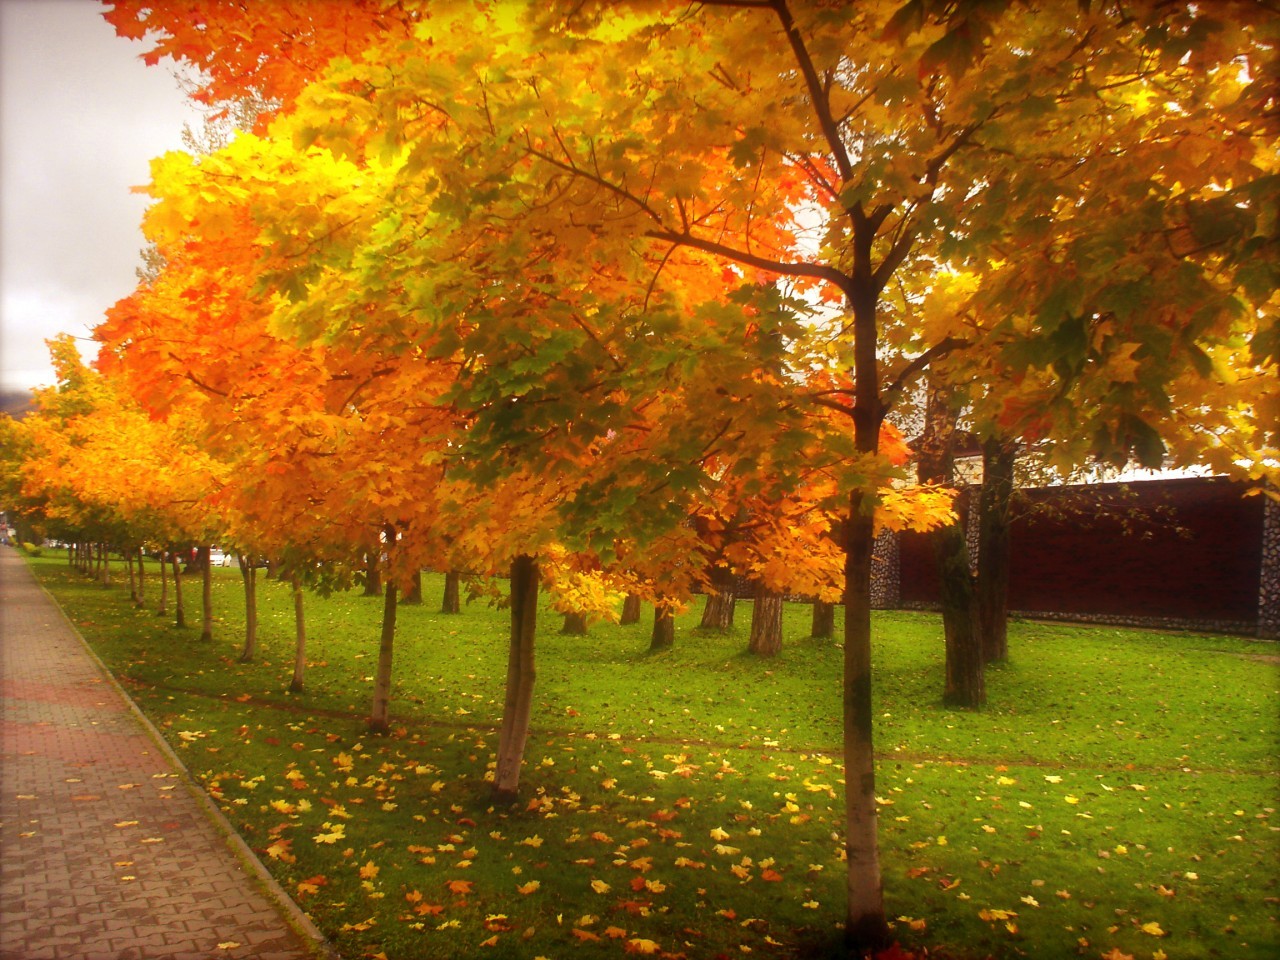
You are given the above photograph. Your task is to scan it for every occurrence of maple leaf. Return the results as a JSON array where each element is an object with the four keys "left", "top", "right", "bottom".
[
  {"left": 447, "top": 879, "right": 473, "bottom": 895},
  {"left": 264, "top": 839, "right": 294, "bottom": 863},
  {"left": 571, "top": 929, "right": 601, "bottom": 942},
  {"left": 1099, "top": 950, "right": 1134, "bottom": 960},
  {"left": 625, "top": 939, "right": 661, "bottom": 955},
  {"left": 1140, "top": 922, "right": 1166, "bottom": 937},
  {"left": 604, "top": 926, "right": 629, "bottom": 939},
  {"left": 359, "top": 860, "right": 379, "bottom": 879},
  {"left": 978, "top": 908, "right": 1018, "bottom": 922},
  {"left": 590, "top": 880, "right": 611, "bottom": 894},
  {"left": 516, "top": 881, "right": 541, "bottom": 895}
]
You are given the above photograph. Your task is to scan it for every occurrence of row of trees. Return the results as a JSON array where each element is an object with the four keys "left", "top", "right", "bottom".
[{"left": 2, "top": 1, "right": 1275, "bottom": 953}]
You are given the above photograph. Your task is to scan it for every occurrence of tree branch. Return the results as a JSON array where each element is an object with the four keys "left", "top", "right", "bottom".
[
  {"left": 768, "top": 0, "right": 854, "bottom": 185},
  {"left": 645, "top": 227, "right": 857, "bottom": 301},
  {"left": 882, "top": 337, "right": 970, "bottom": 410}
]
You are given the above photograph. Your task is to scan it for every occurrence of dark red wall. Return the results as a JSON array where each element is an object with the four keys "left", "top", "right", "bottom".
[{"left": 899, "top": 477, "right": 1265, "bottom": 624}]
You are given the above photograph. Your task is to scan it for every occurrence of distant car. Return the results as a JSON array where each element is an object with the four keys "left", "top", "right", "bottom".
[{"left": 209, "top": 548, "right": 236, "bottom": 567}]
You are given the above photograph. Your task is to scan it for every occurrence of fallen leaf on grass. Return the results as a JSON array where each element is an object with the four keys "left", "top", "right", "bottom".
[
  {"left": 447, "top": 879, "right": 474, "bottom": 895},
  {"left": 516, "top": 881, "right": 541, "bottom": 895},
  {"left": 978, "top": 908, "right": 1018, "bottom": 922},
  {"left": 625, "top": 939, "right": 660, "bottom": 955},
  {"left": 1140, "top": 922, "right": 1166, "bottom": 937}
]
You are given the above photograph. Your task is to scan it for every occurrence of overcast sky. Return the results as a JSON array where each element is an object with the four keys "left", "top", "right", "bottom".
[{"left": 1, "top": 0, "right": 202, "bottom": 393}]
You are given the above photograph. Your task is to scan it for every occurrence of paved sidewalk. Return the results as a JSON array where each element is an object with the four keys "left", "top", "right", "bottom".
[{"left": 0, "top": 547, "right": 332, "bottom": 960}]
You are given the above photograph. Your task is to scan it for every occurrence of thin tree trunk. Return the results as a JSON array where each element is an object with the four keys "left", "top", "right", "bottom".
[
  {"left": 157, "top": 549, "right": 169, "bottom": 616},
  {"left": 842, "top": 258, "right": 890, "bottom": 950},
  {"left": 171, "top": 551, "right": 186, "bottom": 628},
  {"left": 649, "top": 604, "right": 674, "bottom": 652},
  {"left": 561, "top": 611, "right": 588, "bottom": 635},
  {"left": 238, "top": 556, "right": 257, "bottom": 663},
  {"left": 290, "top": 573, "right": 307, "bottom": 693},
  {"left": 978, "top": 437, "right": 1016, "bottom": 663},
  {"left": 99, "top": 543, "right": 110, "bottom": 586},
  {"left": 747, "top": 585, "right": 783, "bottom": 657},
  {"left": 362, "top": 553, "right": 383, "bottom": 597},
  {"left": 811, "top": 599, "right": 835, "bottom": 639},
  {"left": 843, "top": 492, "right": 889, "bottom": 950},
  {"left": 699, "top": 565, "right": 737, "bottom": 630},
  {"left": 403, "top": 569, "right": 423, "bottom": 604},
  {"left": 126, "top": 551, "right": 137, "bottom": 602},
  {"left": 135, "top": 548, "right": 146, "bottom": 607},
  {"left": 620, "top": 593, "right": 642, "bottom": 625},
  {"left": 441, "top": 570, "right": 461, "bottom": 613},
  {"left": 493, "top": 555, "right": 538, "bottom": 802},
  {"left": 198, "top": 544, "right": 213, "bottom": 642},
  {"left": 368, "top": 577, "right": 398, "bottom": 734}
]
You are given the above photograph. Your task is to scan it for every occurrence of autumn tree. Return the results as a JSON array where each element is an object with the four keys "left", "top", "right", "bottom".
[{"left": 105, "top": 1, "right": 1277, "bottom": 950}]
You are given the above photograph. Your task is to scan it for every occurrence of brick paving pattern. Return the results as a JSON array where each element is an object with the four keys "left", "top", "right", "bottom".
[{"left": 0, "top": 547, "right": 326, "bottom": 960}]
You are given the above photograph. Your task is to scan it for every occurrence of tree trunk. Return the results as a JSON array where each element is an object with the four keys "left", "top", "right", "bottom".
[
  {"left": 561, "top": 611, "right": 588, "bottom": 635},
  {"left": 747, "top": 585, "right": 783, "bottom": 657},
  {"left": 811, "top": 599, "right": 835, "bottom": 639},
  {"left": 135, "top": 548, "right": 146, "bottom": 607},
  {"left": 171, "top": 551, "right": 186, "bottom": 628},
  {"left": 157, "top": 549, "right": 169, "bottom": 616},
  {"left": 649, "top": 604, "right": 674, "bottom": 652},
  {"left": 977, "top": 437, "right": 1016, "bottom": 663},
  {"left": 441, "top": 570, "right": 461, "bottom": 613},
  {"left": 290, "top": 573, "right": 307, "bottom": 693},
  {"left": 99, "top": 543, "right": 110, "bottom": 586},
  {"left": 493, "top": 555, "right": 538, "bottom": 802},
  {"left": 198, "top": 544, "right": 213, "bottom": 643},
  {"left": 402, "top": 569, "right": 423, "bottom": 604},
  {"left": 699, "top": 565, "right": 737, "bottom": 630},
  {"left": 841, "top": 261, "right": 890, "bottom": 951},
  {"left": 935, "top": 508, "right": 985, "bottom": 708},
  {"left": 843, "top": 492, "right": 889, "bottom": 951},
  {"left": 620, "top": 593, "right": 642, "bottom": 625},
  {"left": 238, "top": 556, "right": 257, "bottom": 663},
  {"left": 126, "top": 551, "right": 137, "bottom": 602},
  {"left": 369, "top": 579, "right": 398, "bottom": 734},
  {"left": 362, "top": 553, "right": 383, "bottom": 597},
  {"left": 918, "top": 386, "right": 985, "bottom": 709}
]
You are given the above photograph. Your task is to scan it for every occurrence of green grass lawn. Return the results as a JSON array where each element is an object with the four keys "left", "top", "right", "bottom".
[{"left": 25, "top": 553, "right": 1279, "bottom": 960}]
